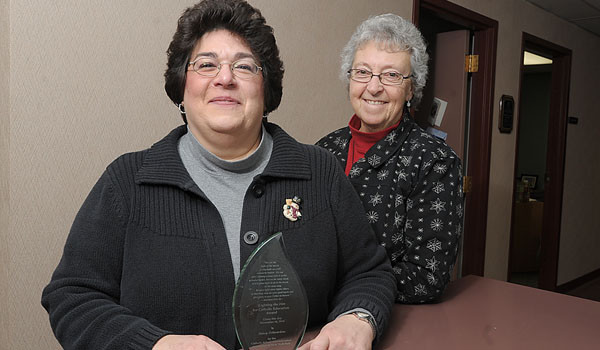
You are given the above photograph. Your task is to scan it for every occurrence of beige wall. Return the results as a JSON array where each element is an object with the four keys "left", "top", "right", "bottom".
[
  {"left": 1, "top": 0, "right": 10, "bottom": 346},
  {"left": 3, "top": 0, "right": 599, "bottom": 348},
  {"left": 8, "top": 2, "right": 184, "bottom": 348},
  {"left": 253, "top": 0, "right": 412, "bottom": 141},
  {"left": 555, "top": 29, "right": 600, "bottom": 284},
  {"left": 449, "top": 0, "right": 600, "bottom": 284},
  {"left": 5, "top": 0, "right": 410, "bottom": 348}
]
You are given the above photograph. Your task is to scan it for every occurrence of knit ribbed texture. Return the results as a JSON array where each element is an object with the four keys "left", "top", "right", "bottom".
[{"left": 42, "top": 123, "right": 396, "bottom": 349}]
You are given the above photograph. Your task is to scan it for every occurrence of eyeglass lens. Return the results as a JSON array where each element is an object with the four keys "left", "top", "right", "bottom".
[
  {"left": 190, "top": 58, "right": 261, "bottom": 79},
  {"left": 350, "top": 69, "right": 409, "bottom": 85}
]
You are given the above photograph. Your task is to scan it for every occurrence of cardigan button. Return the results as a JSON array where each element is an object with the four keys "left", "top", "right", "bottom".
[
  {"left": 251, "top": 182, "right": 265, "bottom": 198},
  {"left": 243, "top": 231, "right": 259, "bottom": 245}
]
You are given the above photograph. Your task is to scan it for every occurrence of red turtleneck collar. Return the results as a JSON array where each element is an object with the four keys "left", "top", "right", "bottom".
[{"left": 345, "top": 114, "right": 401, "bottom": 175}]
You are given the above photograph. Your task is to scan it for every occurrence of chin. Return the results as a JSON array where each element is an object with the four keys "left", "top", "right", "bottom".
[
  {"left": 212, "top": 122, "right": 246, "bottom": 134},
  {"left": 359, "top": 115, "right": 386, "bottom": 126}
]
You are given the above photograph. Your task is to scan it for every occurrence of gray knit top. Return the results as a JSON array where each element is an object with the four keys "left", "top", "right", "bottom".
[{"left": 178, "top": 125, "right": 273, "bottom": 280}]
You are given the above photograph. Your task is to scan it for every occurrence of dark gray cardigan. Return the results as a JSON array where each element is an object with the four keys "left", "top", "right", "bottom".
[{"left": 42, "top": 122, "right": 396, "bottom": 349}]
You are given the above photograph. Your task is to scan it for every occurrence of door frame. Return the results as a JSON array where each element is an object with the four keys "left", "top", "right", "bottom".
[
  {"left": 413, "top": 0, "right": 498, "bottom": 276},
  {"left": 510, "top": 33, "right": 571, "bottom": 290}
]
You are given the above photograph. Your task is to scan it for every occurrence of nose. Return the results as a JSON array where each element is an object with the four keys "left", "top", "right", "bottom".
[
  {"left": 212, "top": 63, "right": 236, "bottom": 87},
  {"left": 366, "top": 75, "right": 384, "bottom": 94}
]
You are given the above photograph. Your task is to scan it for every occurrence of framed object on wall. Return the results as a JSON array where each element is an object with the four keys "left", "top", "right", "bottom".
[
  {"left": 499, "top": 95, "right": 515, "bottom": 133},
  {"left": 521, "top": 174, "right": 537, "bottom": 189}
]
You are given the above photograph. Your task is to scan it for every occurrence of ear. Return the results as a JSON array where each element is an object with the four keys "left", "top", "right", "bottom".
[{"left": 406, "top": 84, "right": 414, "bottom": 103}]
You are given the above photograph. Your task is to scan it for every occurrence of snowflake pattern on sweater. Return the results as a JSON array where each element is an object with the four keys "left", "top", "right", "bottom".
[{"left": 317, "top": 114, "right": 463, "bottom": 303}]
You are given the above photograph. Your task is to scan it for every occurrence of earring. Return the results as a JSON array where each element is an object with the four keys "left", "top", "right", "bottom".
[
  {"left": 406, "top": 100, "right": 411, "bottom": 108},
  {"left": 177, "top": 103, "right": 186, "bottom": 115}
]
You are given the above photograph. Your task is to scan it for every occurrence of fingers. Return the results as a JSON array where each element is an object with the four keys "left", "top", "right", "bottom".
[
  {"left": 298, "top": 335, "right": 330, "bottom": 350},
  {"left": 152, "top": 334, "right": 226, "bottom": 350},
  {"left": 297, "top": 316, "right": 372, "bottom": 350}
]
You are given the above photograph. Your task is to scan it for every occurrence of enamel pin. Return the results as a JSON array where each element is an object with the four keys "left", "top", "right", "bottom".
[{"left": 283, "top": 196, "right": 302, "bottom": 222}]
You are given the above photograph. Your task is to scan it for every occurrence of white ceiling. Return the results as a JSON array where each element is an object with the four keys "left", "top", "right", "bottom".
[{"left": 524, "top": 0, "right": 600, "bottom": 37}]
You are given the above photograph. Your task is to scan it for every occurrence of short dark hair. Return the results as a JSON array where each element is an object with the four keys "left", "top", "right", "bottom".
[{"left": 164, "top": 0, "right": 284, "bottom": 122}]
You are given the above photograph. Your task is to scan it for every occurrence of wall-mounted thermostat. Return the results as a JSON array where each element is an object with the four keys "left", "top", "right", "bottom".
[{"left": 499, "top": 95, "right": 514, "bottom": 133}]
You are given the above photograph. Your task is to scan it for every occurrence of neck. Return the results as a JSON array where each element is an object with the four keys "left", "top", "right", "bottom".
[
  {"left": 349, "top": 114, "right": 402, "bottom": 136},
  {"left": 189, "top": 125, "right": 263, "bottom": 161}
]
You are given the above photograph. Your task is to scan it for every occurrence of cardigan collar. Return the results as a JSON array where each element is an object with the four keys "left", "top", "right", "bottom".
[
  {"left": 135, "top": 121, "right": 312, "bottom": 194},
  {"left": 346, "top": 112, "right": 415, "bottom": 177}
]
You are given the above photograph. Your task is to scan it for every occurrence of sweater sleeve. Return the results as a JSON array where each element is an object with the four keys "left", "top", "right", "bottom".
[
  {"left": 326, "top": 165, "right": 397, "bottom": 343},
  {"left": 41, "top": 170, "right": 170, "bottom": 350},
  {"left": 394, "top": 152, "right": 463, "bottom": 303}
]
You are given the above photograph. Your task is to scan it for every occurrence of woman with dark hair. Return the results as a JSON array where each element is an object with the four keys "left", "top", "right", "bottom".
[
  {"left": 317, "top": 14, "right": 463, "bottom": 304},
  {"left": 41, "top": 1, "right": 396, "bottom": 349}
]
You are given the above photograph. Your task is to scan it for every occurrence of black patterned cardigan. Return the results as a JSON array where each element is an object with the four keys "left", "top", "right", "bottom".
[{"left": 317, "top": 113, "right": 463, "bottom": 303}]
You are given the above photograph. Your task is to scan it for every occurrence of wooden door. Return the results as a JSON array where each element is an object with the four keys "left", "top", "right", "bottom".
[
  {"left": 414, "top": 29, "right": 470, "bottom": 278},
  {"left": 427, "top": 30, "right": 469, "bottom": 160},
  {"left": 414, "top": 0, "right": 498, "bottom": 278}
]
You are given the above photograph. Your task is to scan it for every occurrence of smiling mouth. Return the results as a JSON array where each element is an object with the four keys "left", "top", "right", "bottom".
[
  {"left": 210, "top": 97, "right": 240, "bottom": 104},
  {"left": 364, "top": 99, "right": 387, "bottom": 105}
]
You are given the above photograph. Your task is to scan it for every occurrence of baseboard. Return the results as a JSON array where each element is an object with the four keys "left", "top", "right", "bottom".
[{"left": 556, "top": 268, "right": 600, "bottom": 293}]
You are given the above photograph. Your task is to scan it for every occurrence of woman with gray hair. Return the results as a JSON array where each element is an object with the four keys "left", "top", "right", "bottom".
[{"left": 317, "top": 14, "right": 463, "bottom": 304}]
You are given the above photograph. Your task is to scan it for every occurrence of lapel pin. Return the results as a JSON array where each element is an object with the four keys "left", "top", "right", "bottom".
[{"left": 283, "top": 196, "right": 302, "bottom": 222}]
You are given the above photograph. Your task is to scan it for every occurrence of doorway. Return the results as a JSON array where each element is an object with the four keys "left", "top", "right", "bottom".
[
  {"left": 413, "top": 0, "right": 498, "bottom": 277},
  {"left": 508, "top": 53, "right": 551, "bottom": 288},
  {"left": 508, "top": 33, "right": 571, "bottom": 291}
]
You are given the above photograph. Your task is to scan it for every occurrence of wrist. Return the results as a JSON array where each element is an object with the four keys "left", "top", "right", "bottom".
[{"left": 351, "top": 311, "right": 376, "bottom": 341}]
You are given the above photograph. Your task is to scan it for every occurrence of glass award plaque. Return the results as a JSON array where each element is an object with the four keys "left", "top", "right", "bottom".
[{"left": 233, "top": 232, "right": 309, "bottom": 350}]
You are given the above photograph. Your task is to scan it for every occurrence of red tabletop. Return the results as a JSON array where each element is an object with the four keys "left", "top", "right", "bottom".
[{"left": 377, "top": 275, "right": 600, "bottom": 349}]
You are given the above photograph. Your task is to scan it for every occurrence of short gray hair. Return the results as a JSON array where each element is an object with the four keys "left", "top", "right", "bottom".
[{"left": 340, "top": 14, "right": 429, "bottom": 107}]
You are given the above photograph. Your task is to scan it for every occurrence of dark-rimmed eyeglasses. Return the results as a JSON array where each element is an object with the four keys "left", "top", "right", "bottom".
[
  {"left": 348, "top": 68, "right": 412, "bottom": 86},
  {"left": 188, "top": 58, "right": 263, "bottom": 79}
]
